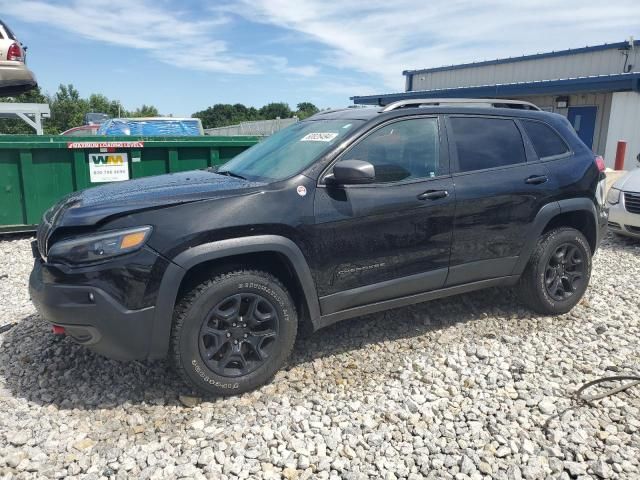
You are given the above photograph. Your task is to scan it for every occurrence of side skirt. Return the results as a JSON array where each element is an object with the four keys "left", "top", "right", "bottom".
[{"left": 315, "top": 275, "right": 519, "bottom": 330}]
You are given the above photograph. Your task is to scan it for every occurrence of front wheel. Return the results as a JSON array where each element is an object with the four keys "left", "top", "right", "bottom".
[
  {"left": 516, "top": 227, "right": 592, "bottom": 315},
  {"left": 171, "top": 269, "right": 297, "bottom": 396}
]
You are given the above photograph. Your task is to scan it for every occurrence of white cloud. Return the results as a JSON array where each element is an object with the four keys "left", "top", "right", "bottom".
[
  {"left": 4, "top": 0, "right": 639, "bottom": 96},
  {"left": 1, "top": 0, "right": 317, "bottom": 76},
  {"left": 227, "top": 0, "right": 640, "bottom": 90}
]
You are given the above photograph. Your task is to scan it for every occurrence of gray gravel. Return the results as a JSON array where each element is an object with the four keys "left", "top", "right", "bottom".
[{"left": 1, "top": 233, "right": 639, "bottom": 479}]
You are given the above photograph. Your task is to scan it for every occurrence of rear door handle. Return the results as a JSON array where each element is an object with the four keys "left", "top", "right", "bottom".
[
  {"left": 525, "top": 175, "right": 548, "bottom": 185},
  {"left": 418, "top": 189, "right": 449, "bottom": 200}
]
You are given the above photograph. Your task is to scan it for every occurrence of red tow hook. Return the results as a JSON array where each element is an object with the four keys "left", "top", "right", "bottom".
[{"left": 52, "top": 325, "right": 66, "bottom": 335}]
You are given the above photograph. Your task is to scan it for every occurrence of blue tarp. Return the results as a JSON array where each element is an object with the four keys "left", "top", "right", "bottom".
[{"left": 97, "top": 118, "right": 203, "bottom": 136}]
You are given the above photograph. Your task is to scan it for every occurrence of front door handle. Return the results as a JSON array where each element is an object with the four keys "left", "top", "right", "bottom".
[
  {"left": 525, "top": 175, "right": 548, "bottom": 185},
  {"left": 418, "top": 189, "right": 449, "bottom": 201}
]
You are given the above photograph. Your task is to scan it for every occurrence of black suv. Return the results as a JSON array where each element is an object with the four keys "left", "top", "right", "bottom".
[{"left": 29, "top": 99, "right": 608, "bottom": 395}]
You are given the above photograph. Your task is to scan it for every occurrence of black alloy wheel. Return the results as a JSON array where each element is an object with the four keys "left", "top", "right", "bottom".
[
  {"left": 544, "top": 243, "right": 586, "bottom": 302},
  {"left": 199, "top": 293, "right": 279, "bottom": 377}
]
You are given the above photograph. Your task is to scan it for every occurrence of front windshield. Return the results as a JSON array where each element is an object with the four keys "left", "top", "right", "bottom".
[{"left": 218, "top": 119, "right": 363, "bottom": 181}]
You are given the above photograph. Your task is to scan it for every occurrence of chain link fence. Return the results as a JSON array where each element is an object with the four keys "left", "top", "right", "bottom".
[{"left": 204, "top": 117, "right": 299, "bottom": 137}]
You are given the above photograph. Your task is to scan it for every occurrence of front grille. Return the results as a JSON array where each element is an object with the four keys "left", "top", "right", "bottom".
[
  {"left": 625, "top": 192, "right": 640, "bottom": 214},
  {"left": 626, "top": 225, "right": 640, "bottom": 234}
]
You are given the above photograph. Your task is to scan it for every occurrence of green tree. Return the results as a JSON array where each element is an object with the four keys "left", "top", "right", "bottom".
[
  {"left": 49, "top": 84, "right": 90, "bottom": 133},
  {"left": 129, "top": 104, "right": 160, "bottom": 117},
  {"left": 295, "top": 102, "right": 319, "bottom": 119},
  {"left": 192, "top": 103, "right": 254, "bottom": 129},
  {"left": 88, "top": 94, "right": 124, "bottom": 118},
  {"left": 0, "top": 84, "right": 163, "bottom": 134},
  {"left": 259, "top": 102, "right": 292, "bottom": 120}
]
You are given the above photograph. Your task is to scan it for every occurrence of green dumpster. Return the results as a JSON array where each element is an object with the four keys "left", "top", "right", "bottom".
[{"left": 0, "top": 135, "right": 259, "bottom": 232}]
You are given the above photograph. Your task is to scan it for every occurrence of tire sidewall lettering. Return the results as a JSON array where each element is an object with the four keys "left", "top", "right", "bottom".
[
  {"left": 191, "top": 359, "right": 240, "bottom": 389},
  {"left": 238, "top": 281, "right": 290, "bottom": 323}
]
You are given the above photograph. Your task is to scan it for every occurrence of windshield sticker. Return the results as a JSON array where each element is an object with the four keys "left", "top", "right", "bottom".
[{"left": 300, "top": 132, "right": 338, "bottom": 142}]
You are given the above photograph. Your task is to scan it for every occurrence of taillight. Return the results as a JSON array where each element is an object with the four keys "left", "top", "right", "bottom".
[
  {"left": 595, "top": 155, "right": 606, "bottom": 173},
  {"left": 7, "top": 43, "right": 23, "bottom": 62}
]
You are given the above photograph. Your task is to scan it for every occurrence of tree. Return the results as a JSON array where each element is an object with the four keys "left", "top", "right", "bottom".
[
  {"left": 0, "top": 84, "right": 161, "bottom": 134},
  {"left": 88, "top": 94, "right": 124, "bottom": 118},
  {"left": 129, "top": 104, "right": 160, "bottom": 117},
  {"left": 295, "top": 102, "right": 319, "bottom": 119},
  {"left": 259, "top": 102, "right": 292, "bottom": 120},
  {"left": 48, "top": 84, "right": 90, "bottom": 132}
]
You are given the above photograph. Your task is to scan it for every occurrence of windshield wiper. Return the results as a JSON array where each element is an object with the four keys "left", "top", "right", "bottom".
[{"left": 216, "top": 170, "right": 247, "bottom": 180}]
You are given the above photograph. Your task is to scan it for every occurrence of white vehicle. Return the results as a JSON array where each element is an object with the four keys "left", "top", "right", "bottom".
[
  {"left": 0, "top": 19, "right": 36, "bottom": 96},
  {"left": 607, "top": 167, "right": 640, "bottom": 239}
]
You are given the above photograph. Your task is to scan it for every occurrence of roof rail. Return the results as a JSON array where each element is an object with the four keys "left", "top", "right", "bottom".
[{"left": 381, "top": 98, "right": 541, "bottom": 112}]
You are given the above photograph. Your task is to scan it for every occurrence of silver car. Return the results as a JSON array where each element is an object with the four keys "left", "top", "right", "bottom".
[
  {"left": 607, "top": 167, "right": 640, "bottom": 239},
  {"left": 0, "top": 19, "right": 36, "bottom": 96}
]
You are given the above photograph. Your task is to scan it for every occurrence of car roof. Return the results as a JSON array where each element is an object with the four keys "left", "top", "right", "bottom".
[
  {"left": 306, "top": 108, "right": 380, "bottom": 121},
  {"left": 306, "top": 105, "right": 567, "bottom": 126}
]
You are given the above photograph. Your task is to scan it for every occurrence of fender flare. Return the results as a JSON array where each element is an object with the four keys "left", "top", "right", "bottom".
[
  {"left": 147, "top": 235, "right": 321, "bottom": 359},
  {"left": 512, "top": 198, "right": 599, "bottom": 275}
]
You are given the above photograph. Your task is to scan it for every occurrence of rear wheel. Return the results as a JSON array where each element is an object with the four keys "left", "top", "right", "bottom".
[
  {"left": 517, "top": 227, "right": 591, "bottom": 315},
  {"left": 171, "top": 269, "right": 297, "bottom": 396}
]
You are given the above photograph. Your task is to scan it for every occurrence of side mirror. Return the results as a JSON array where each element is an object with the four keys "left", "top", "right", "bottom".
[{"left": 329, "top": 160, "right": 375, "bottom": 185}]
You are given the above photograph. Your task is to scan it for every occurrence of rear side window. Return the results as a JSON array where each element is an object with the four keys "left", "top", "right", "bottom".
[
  {"left": 450, "top": 117, "right": 526, "bottom": 172},
  {"left": 0, "top": 21, "right": 16, "bottom": 40},
  {"left": 521, "top": 120, "right": 569, "bottom": 159}
]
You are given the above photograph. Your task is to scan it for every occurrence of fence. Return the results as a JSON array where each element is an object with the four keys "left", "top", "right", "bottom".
[{"left": 204, "top": 117, "right": 298, "bottom": 137}]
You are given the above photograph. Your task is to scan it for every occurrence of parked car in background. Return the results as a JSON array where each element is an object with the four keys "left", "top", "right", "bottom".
[
  {"left": 84, "top": 112, "right": 110, "bottom": 126},
  {"left": 0, "top": 19, "right": 36, "bottom": 96},
  {"left": 607, "top": 167, "right": 640, "bottom": 238},
  {"left": 60, "top": 125, "right": 100, "bottom": 136},
  {"left": 97, "top": 117, "right": 203, "bottom": 136},
  {"left": 30, "top": 99, "right": 607, "bottom": 396}
]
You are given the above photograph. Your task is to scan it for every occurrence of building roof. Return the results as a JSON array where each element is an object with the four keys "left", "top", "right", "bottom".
[
  {"left": 402, "top": 40, "right": 640, "bottom": 76},
  {"left": 352, "top": 72, "right": 640, "bottom": 106}
]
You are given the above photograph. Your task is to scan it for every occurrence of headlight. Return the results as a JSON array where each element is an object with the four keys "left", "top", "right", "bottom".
[
  {"left": 47, "top": 226, "right": 152, "bottom": 264},
  {"left": 606, "top": 187, "right": 621, "bottom": 205}
]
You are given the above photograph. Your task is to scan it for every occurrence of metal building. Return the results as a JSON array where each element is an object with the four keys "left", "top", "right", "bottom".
[{"left": 352, "top": 39, "right": 640, "bottom": 170}]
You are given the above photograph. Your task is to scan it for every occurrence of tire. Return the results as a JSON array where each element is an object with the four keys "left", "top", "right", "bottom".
[
  {"left": 516, "top": 227, "right": 592, "bottom": 315},
  {"left": 171, "top": 269, "right": 297, "bottom": 396}
]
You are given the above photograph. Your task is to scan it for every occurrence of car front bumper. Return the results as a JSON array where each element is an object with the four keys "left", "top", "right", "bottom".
[
  {"left": 607, "top": 197, "right": 640, "bottom": 238},
  {"left": 28, "top": 254, "right": 159, "bottom": 361}
]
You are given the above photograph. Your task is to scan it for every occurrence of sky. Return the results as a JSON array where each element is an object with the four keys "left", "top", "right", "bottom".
[{"left": 2, "top": 0, "right": 639, "bottom": 116}]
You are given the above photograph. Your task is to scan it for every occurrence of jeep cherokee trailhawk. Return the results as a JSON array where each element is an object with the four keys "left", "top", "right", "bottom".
[{"left": 29, "top": 99, "right": 608, "bottom": 395}]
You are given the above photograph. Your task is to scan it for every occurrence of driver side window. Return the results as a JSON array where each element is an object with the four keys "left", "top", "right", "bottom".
[{"left": 339, "top": 117, "right": 441, "bottom": 183}]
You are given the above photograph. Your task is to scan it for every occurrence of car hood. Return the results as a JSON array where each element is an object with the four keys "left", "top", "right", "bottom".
[
  {"left": 48, "top": 170, "right": 265, "bottom": 227},
  {"left": 614, "top": 168, "right": 640, "bottom": 192}
]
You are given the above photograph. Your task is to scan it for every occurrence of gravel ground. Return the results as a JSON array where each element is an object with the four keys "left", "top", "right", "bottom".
[{"left": 0, "top": 233, "right": 639, "bottom": 480}]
